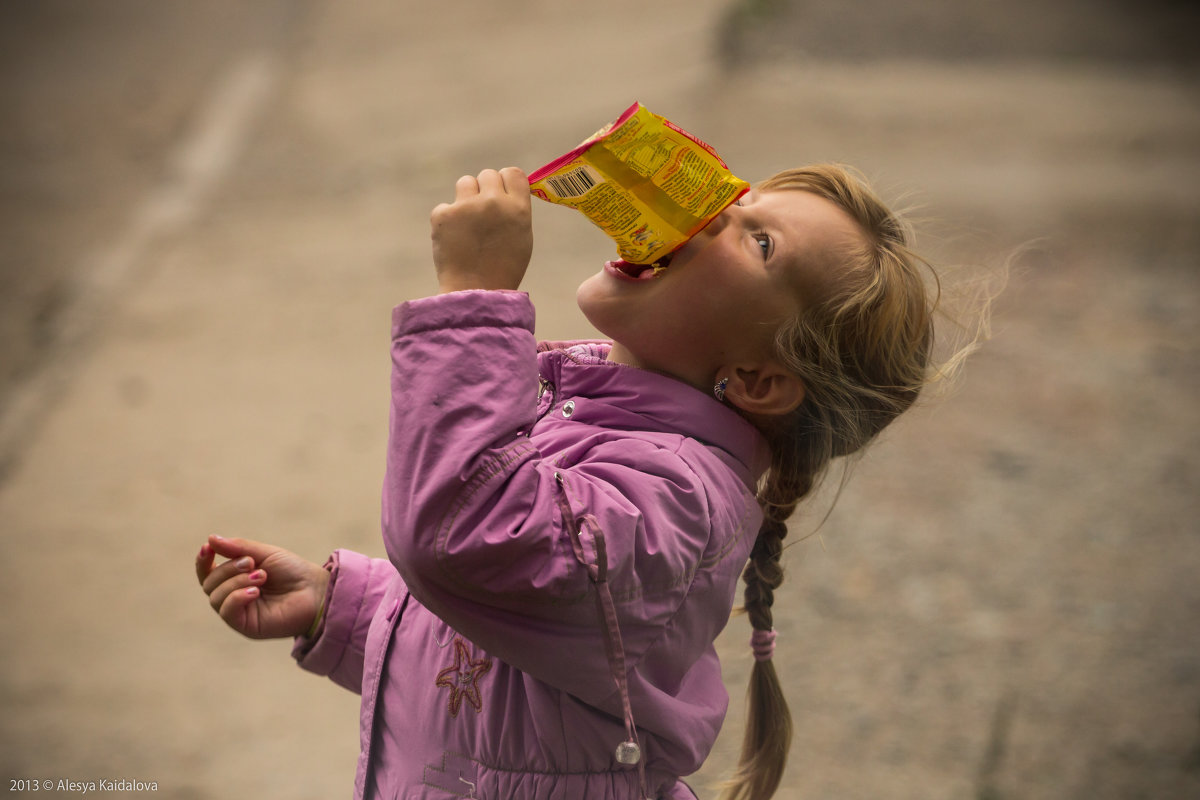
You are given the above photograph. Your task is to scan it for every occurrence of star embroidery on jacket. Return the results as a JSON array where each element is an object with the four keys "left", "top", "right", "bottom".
[{"left": 435, "top": 637, "right": 493, "bottom": 718}]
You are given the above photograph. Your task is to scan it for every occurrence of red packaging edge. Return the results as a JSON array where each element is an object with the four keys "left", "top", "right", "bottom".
[{"left": 526, "top": 101, "right": 643, "bottom": 184}]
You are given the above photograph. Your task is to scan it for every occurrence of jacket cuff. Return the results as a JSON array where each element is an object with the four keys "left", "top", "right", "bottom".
[
  {"left": 391, "top": 290, "right": 534, "bottom": 340},
  {"left": 290, "top": 549, "right": 373, "bottom": 675}
]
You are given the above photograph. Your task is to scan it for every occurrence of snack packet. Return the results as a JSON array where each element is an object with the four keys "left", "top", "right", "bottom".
[{"left": 528, "top": 102, "right": 749, "bottom": 268}]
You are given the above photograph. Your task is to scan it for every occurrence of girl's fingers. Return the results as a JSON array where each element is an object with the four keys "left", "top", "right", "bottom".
[
  {"left": 195, "top": 542, "right": 215, "bottom": 585},
  {"left": 201, "top": 536, "right": 282, "bottom": 592},
  {"left": 217, "top": 583, "right": 261, "bottom": 628},
  {"left": 208, "top": 570, "right": 265, "bottom": 612},
  {"left": 455, "top": 174, "right": 479, "bottom": 200},
  {"left": 206, "top": 534, "right": 276, "bottom": 563},
  {"left": 499, "top": 166, "right": 529, "bottom": 196},
  {"left": 202, "top": 556, "right": 256, "bottom": 595},
  {"left": 476, "top": 168, "right": 504, "bottom": 194}
]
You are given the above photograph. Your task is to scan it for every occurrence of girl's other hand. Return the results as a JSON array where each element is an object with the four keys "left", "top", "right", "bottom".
[
  {"left": 431, "top": 166, "right": 533, "bottom": 293},
  {"left": 195, "top": 535, "right": 329, "bottom": 640}
]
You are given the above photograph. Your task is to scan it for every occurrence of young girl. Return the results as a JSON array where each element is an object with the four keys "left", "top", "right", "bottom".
[{"left": 196, "top": 163, "right": 941, "bottom": 799}]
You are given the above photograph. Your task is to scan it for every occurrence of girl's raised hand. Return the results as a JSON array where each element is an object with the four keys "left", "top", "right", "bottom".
[
  {"left": 431, "top": 166, "right": 533, "bottom": 293},
  {"left": 195, "top": 535, "right": 329, "bottom": 640}
]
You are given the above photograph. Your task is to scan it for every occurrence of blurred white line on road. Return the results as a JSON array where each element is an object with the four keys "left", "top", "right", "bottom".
[
  {"left": 0, "top": 53, "right": 281, "bottom": 477},
  {"left": 88, "top": 53, "right": 281, "bottom": 298}
]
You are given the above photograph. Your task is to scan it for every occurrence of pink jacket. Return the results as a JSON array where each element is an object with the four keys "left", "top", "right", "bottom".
[{"left": 293, "top": 290, "right": 769, "bottom": 798}]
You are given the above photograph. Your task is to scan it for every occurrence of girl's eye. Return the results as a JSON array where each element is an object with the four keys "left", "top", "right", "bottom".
[{"left": 755, "top": 234, "right": 771, "bottom": 260}]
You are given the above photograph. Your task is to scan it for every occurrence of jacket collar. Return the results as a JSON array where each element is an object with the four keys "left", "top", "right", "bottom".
[{"left": 536, "top": 341, "right": 771, "bottom": 485}]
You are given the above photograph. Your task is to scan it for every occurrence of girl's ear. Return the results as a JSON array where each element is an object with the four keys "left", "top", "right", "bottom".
[{"left": 724, "top": 364, "right": 806, "bottom": 416}]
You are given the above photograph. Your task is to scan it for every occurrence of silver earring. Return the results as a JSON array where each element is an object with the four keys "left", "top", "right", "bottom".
[{"left": 714, "top": 377, "right": 728, "bottom": 402}]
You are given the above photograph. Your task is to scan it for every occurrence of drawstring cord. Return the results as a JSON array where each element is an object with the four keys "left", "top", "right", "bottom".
[{"left": 555, "top": 471, "right": 653, "bottom": 799}]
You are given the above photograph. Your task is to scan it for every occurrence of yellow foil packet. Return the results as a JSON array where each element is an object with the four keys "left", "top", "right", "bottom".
[{"left": 528, "top": 102, "right": 750, "bottom": 266}]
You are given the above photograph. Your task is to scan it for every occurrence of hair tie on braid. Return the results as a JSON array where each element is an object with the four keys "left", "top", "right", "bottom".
[{"left": 750, "top": 629, "right": 776, "bottom": 662}]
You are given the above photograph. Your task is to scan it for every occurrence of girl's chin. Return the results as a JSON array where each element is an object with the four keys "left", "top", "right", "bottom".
[
  {"left": 577, "top": 268, "right": 630, "bottom": 304},
  {"left": 576, "top": 280, "right": 630, "bottom": 337}
]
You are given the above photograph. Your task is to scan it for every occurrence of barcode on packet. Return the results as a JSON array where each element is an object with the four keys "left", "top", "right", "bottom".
[{"left": 545, "top": 165, "right": 601, "bottom": 198}]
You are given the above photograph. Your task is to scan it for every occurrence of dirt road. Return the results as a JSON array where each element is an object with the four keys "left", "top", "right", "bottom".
[{"left": 2, "top": 1, "right": 1198, "bottom": 798}]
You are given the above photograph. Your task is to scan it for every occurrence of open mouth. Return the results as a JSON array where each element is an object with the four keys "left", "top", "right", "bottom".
[{"left": 608, "top": 251, "right": 676, "bottom": 281}]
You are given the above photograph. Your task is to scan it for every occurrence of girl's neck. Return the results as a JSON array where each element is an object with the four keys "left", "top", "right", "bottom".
[
  {"left": 605, "top": 341, "right": 639, "bottom": 368},
  {"left": 606, "top": 341, "right": 707, "bottom": 392}
]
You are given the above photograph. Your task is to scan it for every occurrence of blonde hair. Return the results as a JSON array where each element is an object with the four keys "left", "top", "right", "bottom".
[{"left": 722, "top": 164, "right": 961, "bottom": 800}]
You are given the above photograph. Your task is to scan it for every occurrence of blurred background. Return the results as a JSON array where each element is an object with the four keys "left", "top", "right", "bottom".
[{"left": 1, "top": 1, "right": 1197, "bottom": 798}]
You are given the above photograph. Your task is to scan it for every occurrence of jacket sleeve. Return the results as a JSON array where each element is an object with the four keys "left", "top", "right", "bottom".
[
  {"left": 291, "top": 549, "right": 397, "bottom": 694},
  {"left": 382, "top": 291, "right": 727, "bottom": 711}
]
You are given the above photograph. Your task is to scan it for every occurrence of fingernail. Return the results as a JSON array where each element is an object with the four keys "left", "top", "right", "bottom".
[
  {"left": 245, "top": 586, "right": 260, "bottom": 598},
  {"left": 236, "top": 557, "right": 253, "bottom": 570},
  {"left": 198, "top": 544, "right": 211, "bottom": 559},
  {"left": 248, "top": 570, "right": 265, "bottom": 582}
]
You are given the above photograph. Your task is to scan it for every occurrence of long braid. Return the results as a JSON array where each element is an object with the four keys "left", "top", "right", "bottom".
[
  {"left": 744, "top": 454, "right": 813, "bottom": 635},
  {"left": 722, "top": 443, "right": 820, "bottom": 800},
  {"left": 721, "top": 164, "right": 944, "bottom": 800}
]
